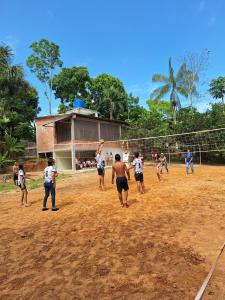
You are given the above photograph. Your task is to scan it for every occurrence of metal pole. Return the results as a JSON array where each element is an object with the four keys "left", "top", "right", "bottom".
[
  {"left": 199, "top": 145, "right": 202, "bottom": 165},
  {"left": 71, "top": 117, "right": 76, "bottom": 170},
  {"left": 168, "top": 146, "right": 171, "bottom": 166}
]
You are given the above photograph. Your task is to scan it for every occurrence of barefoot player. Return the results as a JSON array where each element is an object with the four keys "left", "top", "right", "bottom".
[
  {"left": 112, "top": 154, "right": 129, "bottom": 207},
  {"left": 155, "top": 153, "right": 162, "bottom": 181},
  {"left": 160, "top": 153, "right": 169, "bottom": 174},
  {"left": 185, "top": 149, "right": 194, "bottom": 175},
  {"left": 95, "top": 140, "right": 105, "bottom": 190},
  {"left": 130, "top": 152, "right": 145, "bottom": 194}
]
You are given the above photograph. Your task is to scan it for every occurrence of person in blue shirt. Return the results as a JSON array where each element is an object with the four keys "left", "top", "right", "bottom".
[{"left": 185, "top": 149, "right": 194, "bottom": 175}]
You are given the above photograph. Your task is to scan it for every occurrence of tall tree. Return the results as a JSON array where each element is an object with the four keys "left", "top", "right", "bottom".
[
  {"left": 181, "top": 49, "right": 210, "bottom": 108},
  {"left": 27, "top": 39, "right": 63, "bottom": 115},
  {"left": 151, "top": 58, "right": 188, "bottom": 124},
  {"left": 52, "top": 66, "right": 91, "bottom": 113},
  {"left": 209, "top": 76, "right": 225, "bottom": 109},
  {"left": 90, "top": 73, "right": 127, "bottom": 120},
  {"left": 0, "top": 44, "right": 40, "bottom": 141}
]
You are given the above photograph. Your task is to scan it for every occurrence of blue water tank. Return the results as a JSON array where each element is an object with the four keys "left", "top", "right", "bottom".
[{"left": 73, "top": 99, "right": 85, "bottom": 109}]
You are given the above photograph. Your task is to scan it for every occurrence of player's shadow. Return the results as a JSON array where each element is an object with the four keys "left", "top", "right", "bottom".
[{"left": 128, "top": 198, "right": 138, "bottom": 206}]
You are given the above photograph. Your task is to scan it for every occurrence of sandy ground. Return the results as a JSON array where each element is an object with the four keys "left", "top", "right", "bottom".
[{"left": 0, "top": 165, "right": 225, "bottom": 300}]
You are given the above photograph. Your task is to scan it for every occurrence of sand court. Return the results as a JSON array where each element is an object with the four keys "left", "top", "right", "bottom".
[{"left": 0, "top": 165, "right": 225, "bottom": 299}]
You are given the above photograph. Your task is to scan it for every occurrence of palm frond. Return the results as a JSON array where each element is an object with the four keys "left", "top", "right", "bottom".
[
  {"left": 152, "top": 74, "right": 169, "bottom": 83},
  {"left": 168, "top": 57, "right": 175, "bottom": 82},
  {"left": 177, "top": 85, "right": 188, "bottom": 98},
  {"left": 176, "top": 63, "right": 187, "bottom": 82},
  {"left": 150, "top": 84, "right": 170, "bottom": 100}
]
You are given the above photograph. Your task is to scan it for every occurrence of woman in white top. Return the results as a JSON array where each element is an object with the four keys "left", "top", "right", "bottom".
[
  {"left": 122, "top": 150, "right": 131, "bottom": 180},
  {"left": 18, "top": 163, "right": 29, "bottom": 206},
  {"left": 95, "top": 140, "right": 105, "bottom": 190}
]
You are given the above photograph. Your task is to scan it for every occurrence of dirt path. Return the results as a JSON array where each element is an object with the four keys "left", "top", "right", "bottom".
[{"left": 0, "top": 165, "right": 224, "bottom": 299}]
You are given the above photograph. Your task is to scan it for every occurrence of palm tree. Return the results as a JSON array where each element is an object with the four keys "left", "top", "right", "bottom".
[{"left": 150, "top": 58, "right": 188, "bottom": 124}]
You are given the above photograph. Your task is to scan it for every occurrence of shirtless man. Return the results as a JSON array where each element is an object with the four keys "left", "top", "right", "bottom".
[{"left": 112, "top": 154, "right": 129, "bottom": 207}]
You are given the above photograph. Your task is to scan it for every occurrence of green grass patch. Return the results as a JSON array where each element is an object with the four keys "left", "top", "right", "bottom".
[{"left": 0, "top": 173, "right": 72, "bottom": 193}]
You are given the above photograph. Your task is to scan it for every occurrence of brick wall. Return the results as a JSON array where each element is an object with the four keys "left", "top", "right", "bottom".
[{"left": 35, "top": 116, "right": 59, "bottom": 154}]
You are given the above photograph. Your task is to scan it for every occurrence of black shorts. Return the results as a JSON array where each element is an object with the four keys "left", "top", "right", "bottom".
[
  {"left": 116, "top": 176, "right": 129, "bottom": 193},
  {"left": 97, "top": 168, "right": 105, "bottom": 176},
  {"left": 135, "top": 172, "right": 144, "bottom": 182},
  {"left": 13, "top": 174, "right": 18, "bottom": 181},
  {"left": 18, "top": 184, "right": 26, "bottom": 190}
]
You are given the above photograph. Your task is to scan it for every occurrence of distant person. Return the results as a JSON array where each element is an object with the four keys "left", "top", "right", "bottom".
[
  {"left": 18, "top": 163, "right": 29, "bottom": 206},
  {"left": 95, "top": 140, "right": 105, "bottom": 190},
  {"left": 12, "top": 161, "right": 18, "bottom": 185},
  {"left": 185, "top": 149, "right": 194, "bottom": 175},
  {"left": 109, "top": 152, "right": 113, "bottom": 166},
  {"left": 155, "top": 154, "right": 162, "bottom": 181},
  {"left": 160, "top": 153, "right": 169, "bottom": 174},
  {"left": 42, "top": 158, "right": 59, "bottom": 211},
  {"left": 122, "top": 149, "right": 131, "bottom": 180},
  {"left": 112, "top": 154, "right": 129, "bottom": 207},
  {"left": 130, "top": 152, "right": 145, "bottom": 194},
  {"left": 105, "top": 152, "right": 110, "bottom": 166}
]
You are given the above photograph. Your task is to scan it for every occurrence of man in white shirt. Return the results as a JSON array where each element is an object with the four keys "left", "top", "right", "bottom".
[
  {"left": 122, "top": 149, "right": 130, "bottom": 180},
  {"left": 42, "top": 158, "right": 58, "bottom": 211},
  {"left": 95, "top": 140, "right": 105, "bottom": 190},
  {"left": 130, "top": 152, "right": 145, "bottom": 194}
]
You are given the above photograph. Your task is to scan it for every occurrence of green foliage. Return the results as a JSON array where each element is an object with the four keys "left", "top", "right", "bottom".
[
  {"left": 3, "top": 134, "right": 24, "bottom": 158},
  {"left": 52, "top": 66, "right": 91, "bottom": 112},
  {"left": 209, "top": 77, "right": 225, "bottom": 106},
  {"left": 0, "top": 44, "right": 40, "bottom": 142},
  {"left": 27, "top": 39, "right": 63, "bottom": 115},
  {"left": 0, "top": 152, "right": 13, "bottom": 173},
  {"left": 90, "top": 73, "right": 127, "bottom": 120}
]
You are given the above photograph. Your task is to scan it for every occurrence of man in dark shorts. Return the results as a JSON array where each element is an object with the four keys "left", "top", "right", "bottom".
[
  {"left": 112, "top": 154, "right": 129, "bottom": 207},
  {"left": 130, "top": 152, "right": 145, "bottom": 194}
]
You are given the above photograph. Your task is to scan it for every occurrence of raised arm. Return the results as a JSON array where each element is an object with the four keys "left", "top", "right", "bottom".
[{"left": 96, "top": 141, "right": 104, "bottom": 155}]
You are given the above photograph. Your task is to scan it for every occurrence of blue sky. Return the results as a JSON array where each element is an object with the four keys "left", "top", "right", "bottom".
[{"left": 1, "top": 0, "right": 225, "bottom": 116}]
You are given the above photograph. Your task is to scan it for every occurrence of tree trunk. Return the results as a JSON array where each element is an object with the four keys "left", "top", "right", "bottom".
[
  {"left": 173, "top": 107, "right": 177, "bottom": 125},
  {"left": 110, "top": 99, "right": 113, "bottom": 120}
]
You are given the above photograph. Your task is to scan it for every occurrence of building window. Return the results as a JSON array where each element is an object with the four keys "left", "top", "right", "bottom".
[
  {"left": 75, "top": 119, "right": 98, "bottom": 141},
  {"left": 100, "top": 123, "right": 120, "bottom": 141}
]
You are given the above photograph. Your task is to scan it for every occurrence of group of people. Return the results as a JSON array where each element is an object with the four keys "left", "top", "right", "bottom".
[
  {"left": 95, "top": 141, "right": 194, "bottom": 207},
  {"left": 95, "top": 141, "right": 146, "bottom": 207},
  {"left": 12, "top": 142, "right": 194, "bottom": 210},
  {"left": 13, "top": 158, "right": 59, "bottom": 211},
  {"left": 76, "top": 159, "right": 96, "bottom": 170}
]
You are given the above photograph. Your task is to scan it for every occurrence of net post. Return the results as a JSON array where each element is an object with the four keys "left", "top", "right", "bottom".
[
  {"left": 199, "top": 144, "right": 202, "bottom": 165},
  {"left": 71, "top": 118, "right": 76, "bottom": 171}
]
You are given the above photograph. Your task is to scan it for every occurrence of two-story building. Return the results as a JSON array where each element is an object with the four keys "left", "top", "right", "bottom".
[{"left": 35, "top": 101, "right": 124, "bottom": 170}]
